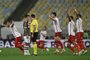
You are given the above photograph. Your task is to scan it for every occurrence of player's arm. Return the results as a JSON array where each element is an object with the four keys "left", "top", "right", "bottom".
[
  {"left": 23, "top": 21, "right": 27, "bottom": 29},
  {"left": 74, "top": 8, "right": 81, "bottom": 15},
  {"left": 40, "top": 31, "right": 47, "bottom": 37},
  {"left": 39, "top": 31, "right": 42, "bottom": 36},
  {"left": 49, "top": 15, "right": 56, "bottom": 21},
  {"left": 42, "top": 33, "right": 47, "bottom": 37},
  {"left": 68, "top": 23, "right": 71, "bottom": 36},
  {"left": 11, "top": 24, "right": 14, "bottom": 28},
  {"left": 74, "top": 9, "right": 78, "bottom": 14}
]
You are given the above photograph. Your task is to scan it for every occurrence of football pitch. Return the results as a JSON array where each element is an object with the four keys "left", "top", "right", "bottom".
[{"left": 0, "top": 48, "right": 90, "bottom": 60}]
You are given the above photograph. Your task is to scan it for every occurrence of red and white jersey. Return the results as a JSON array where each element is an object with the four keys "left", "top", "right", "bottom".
[
  {"left": 40, "top": 30, "right": 47, "bottom": 40},
  {"left": 76, "top": 18, "right": 84, "bottom": 32},
  {"left": 68, "top": 20, "right": 75, "bottom": 36},
  {"left": 9, "top": 24, "right": 21, "bottom": 38},
  {"left": 52, "top": 17, "right": 62, "bottom": 32}
]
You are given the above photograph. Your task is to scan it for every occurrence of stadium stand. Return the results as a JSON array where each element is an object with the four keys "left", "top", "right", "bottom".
[
  {"left": 0, "top": 0, "right": 90, "bottom": 39},
  {"left": 0, "top": 0, "right": 22, "bottom": 24},
  {"left": 28, "top": 0, "right": 90, "bottom": 38}
]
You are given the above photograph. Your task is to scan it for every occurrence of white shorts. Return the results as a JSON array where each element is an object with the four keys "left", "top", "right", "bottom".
[{"left": 23, "top": 36, "right": 30, "bottom": 43}]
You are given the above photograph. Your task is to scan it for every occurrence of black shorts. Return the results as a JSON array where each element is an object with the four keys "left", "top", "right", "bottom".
[{"left": 31, "top": 32, "right": 38, "bottom": 42}]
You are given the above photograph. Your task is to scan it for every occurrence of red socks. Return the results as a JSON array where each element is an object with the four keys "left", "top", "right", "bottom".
[
  {"left": 78, "top": 41, "right": 86, "bottom": 50},
  {"left": 38, "top": 44, "right": 45, "bottom": 49},
  {"left": 55, "top": 40, "right": 64, "bottom": 49},
  {"left": 68, "top": 45, "right": 75, "bottom": 52},
  {"left": 15, "top": 43, "right": 24, "bottom": 52},
  {"left": 37, "top": 41, "right": 45, "bottom": 49},
  {"left": 75, "top": 43, "right": 81, "bottom": 52}
]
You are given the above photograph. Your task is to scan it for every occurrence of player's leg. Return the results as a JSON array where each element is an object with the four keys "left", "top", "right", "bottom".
[
  {"left": 54, "top": 37, "right": 60, "bottom": 53},
  {"left": 37, "top": 40, "right": 44, "bottom": 49},
  {"left": 37, "top": 40, "right": 41, "bottom": 48},
  {"left": 67, "top": 42, "right": 76, "bottom": 54},
  {"left": 80, "top": 40, "right": 87, "bottom": 54},
  {"left": 54, "top": 33, "right": 59, "bottom": 53},
  {"left": 67, "top": 35, "right": 81, "bottom": 55},
  {"left": 23, "top": 36, "right": 30, "bottom": 55},
  {"left": 54, "top": 36, "right": 65, "bottom": 54},
  {"left": 54, "top": 32, "right": 65, "bottom": 53},
  {"left": 32, "top": 32, "right": 38, "bottom": 56},
  {"left": 77, "top": 32, "right": 83, "bottom": 49},
  {"left": 56, "top": 32, "right": 65, "bottom": 54},
  {"left": 15, "top": 36, "right": 24, "bottom": 53},
  {"left": 77, "top": 32, "right": 87, "bottom": 54},
  {"left": 67, "top": 36, "right": 75, "bottom": 54},
  {"left": 33, "top": 42, "right": 37, "bottom": 56},
  {"left": 73, "top": 41, "right": 81, "bottom": 55},
  {"left": 57, "top": 37, "right": 65, "bottom": 54},
  {"left": 80, "top": 32, "right": 87, "bottom": 53},
  {"left": 41, "top": 40, "right": 49, "bottom": 52},
  {"left": 57, "top": 37, "right": 64, "bottom": 49}
]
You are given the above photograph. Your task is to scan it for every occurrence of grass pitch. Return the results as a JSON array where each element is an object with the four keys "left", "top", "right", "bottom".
[{"left": 0, "top": 48, "right": 90, "bottom": 60}]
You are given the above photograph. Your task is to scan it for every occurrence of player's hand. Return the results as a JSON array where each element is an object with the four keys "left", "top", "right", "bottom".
[
  {"left": 75, "top": 39, "right": 77, "bottom": 42},
  {"left": 74, "top": 8, "right": 77, "bottom": 12},
  {"left": 49, "top": 15, "right": 51, "bottom": 18}
]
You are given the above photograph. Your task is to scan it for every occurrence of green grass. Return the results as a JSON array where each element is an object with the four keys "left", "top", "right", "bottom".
[{"left": 0, "top": 48, "right": 90, "bottom": 60}]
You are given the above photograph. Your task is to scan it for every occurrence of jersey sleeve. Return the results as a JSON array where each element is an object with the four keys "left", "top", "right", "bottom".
[
  {"left": 68, "top": 23, "right": 71, "bottom": 36},
  {"left": 32, "top": 20, "right": 36, "bottom": 25},
  {"left": 53, "top": 18, "right": 57, "bottom": 21},
  {"left": 76, "top": 20, "right": 79, "bottom": 30}
]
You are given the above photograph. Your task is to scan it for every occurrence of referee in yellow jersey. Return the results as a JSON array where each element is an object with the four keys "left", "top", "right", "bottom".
[{"left": 30, "top": 14, "right": 38, "bottom": 56}]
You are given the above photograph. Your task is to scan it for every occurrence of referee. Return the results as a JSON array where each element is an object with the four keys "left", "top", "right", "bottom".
[{"left": 30, "top": 14, "right": 38, "bottom": 56}]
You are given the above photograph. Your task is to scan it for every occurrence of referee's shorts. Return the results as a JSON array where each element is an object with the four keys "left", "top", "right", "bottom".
[{"left": 31, "top": 32, "right": 38, "bottom": 42}]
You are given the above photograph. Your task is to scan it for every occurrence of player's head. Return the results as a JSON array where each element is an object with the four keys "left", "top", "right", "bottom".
[
  {"left": 3, "top": 19, "right": 12, "bottom": 27},
  {"left": 70, "top": 16, "right": 73, "bottom": 20},
  {"left": 31, "top": 14, "right": 35, "bottom": 20},
  {"left": 42, "top": 26, "right": 47, "bottom": 31},
  {"left": 76, "top": 14, "right": 82, "bottom": 19},
  {"left": 44, "top": 26, "right": 47, "bottom": 30},
  {"left": 51, "top": 12, "right": 57, "bottom": 18},
  {"left": 24, "top": 15, "right": 30, "bottom": 18},
  {"left": 68, "top": 16, "right": 73, "bottom": 22},
  {"left": 24, "top": 15, "right": 30, "bottom": 21}
]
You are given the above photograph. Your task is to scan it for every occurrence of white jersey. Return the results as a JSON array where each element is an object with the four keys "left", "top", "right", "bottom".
[
  {"left": 76, "top": 18, "right": 83, "bottom": 32},
  {"left": 9, "top": 24, "right": 21, "bottom": 38},
  {"left": 40, "top": 30, "right": 47, "bottom": 40},
  {"left": 52, "top": 17, "right": 62, "bottom": 32},
  {"left": 68, "top": 20, "right": 75, "bottom": 36}
]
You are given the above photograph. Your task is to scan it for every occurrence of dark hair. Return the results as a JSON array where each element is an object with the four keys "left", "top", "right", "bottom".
[
  {"left": 24, "top": 15, "right": 29, "bottom": 18},
  {"left": 77, "top": 14, "right": 82, "bottom": 18},
  {"left": 67, "top": 16, "right": 73, "bottom": 21},
  {"left": 31, "top": 14, "right": 35, "bottom": 18},
  {"left": 70, "top": 16, "right": 73, "bottom": 20},
  {"left": 3, "top": 19, "right": 12, "bottom": 24},
  {"left": 44, "top": 26, "right": 47, "bottom": 30},
  {"left": 52, "top": 12, "right": 56, "bottom": 16}
]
